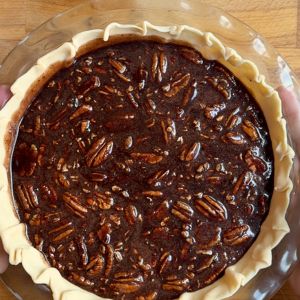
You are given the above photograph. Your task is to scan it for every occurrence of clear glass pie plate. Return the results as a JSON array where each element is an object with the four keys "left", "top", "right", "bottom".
[{"left": 0, "top": 0, "right": 300, "bottom": 299}]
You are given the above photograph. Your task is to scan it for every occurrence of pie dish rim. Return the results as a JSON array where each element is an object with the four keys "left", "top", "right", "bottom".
[{"left": 0, "top": 21, "right": 294, "bottom": 300}]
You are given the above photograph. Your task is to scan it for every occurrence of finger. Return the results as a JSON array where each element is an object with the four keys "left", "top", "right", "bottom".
[
  {"left": 277, "top": 86, "right": 300, "bottom": 149},
  {"left": 277, "top": 87, "right": 300, "bottom": 120},
  {"left": 278, "top": 87, "right": 300, "bottom": 295},
  {"left": 0, "top": 239, "right": 9, "bottom": 274},
  {"left": 0, "top": 85, "right": 12, "bottom": 109}
]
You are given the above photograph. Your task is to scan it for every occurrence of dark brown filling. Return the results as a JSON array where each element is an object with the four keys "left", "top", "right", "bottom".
[{"left": 11, "top": 40, "right": 273, "bottom": 300}]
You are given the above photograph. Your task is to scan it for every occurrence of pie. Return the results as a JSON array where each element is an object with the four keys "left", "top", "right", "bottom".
[{"left": 0, "top": 22, "right": 294, "bottom": 300}]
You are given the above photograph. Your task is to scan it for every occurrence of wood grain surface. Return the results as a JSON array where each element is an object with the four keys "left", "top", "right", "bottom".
[{"left": 0, "top": 0, "right": 299, "bottom": 299}]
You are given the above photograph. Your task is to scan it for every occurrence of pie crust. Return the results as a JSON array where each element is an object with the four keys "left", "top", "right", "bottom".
[{"left": 0, "top": 21, "right": 294, "bottom": 300}]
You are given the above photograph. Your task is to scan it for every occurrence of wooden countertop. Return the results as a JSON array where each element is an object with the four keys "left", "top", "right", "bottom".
[{"left": 0, "top": 0, "right": 299, "bottom": 299}]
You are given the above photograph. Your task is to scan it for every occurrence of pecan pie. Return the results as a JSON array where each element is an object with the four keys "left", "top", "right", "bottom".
[{"left": 0, "top": 22, "right": 294, "bottom": 300}]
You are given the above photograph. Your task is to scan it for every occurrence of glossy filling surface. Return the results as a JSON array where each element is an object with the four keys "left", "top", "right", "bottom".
[{"left": 12, "top": 40, "right": 273, "bottom": 300}]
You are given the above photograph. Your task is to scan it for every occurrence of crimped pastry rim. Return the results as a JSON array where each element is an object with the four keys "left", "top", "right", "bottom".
[{"left": 0, "top": 21, "right": 294, "bottom": 300}]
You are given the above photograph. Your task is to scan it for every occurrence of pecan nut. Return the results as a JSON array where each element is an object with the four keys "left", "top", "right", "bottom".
[
  {"left": 223, "top": 224, "right": 253, "bottom": 246},
  {"left": 195, "top": 195, "right": 227, "bottom": 221}
]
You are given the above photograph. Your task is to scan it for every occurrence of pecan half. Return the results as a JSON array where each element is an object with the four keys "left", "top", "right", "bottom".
[
  {"left": 86, "top": 255, "right": 105, "bottom": 276},
  {"left": 165, "top": 73, "right": 190, "bottom": 98},
  {"left": 195, "top": 195, "right": 227, "bottom": 221},
  {"left": 110, "top": 282, "right": 141, "bottom": 293},
  {"left": 40, "top": 184, "right": 57, "bottom": 203},
  {"left": 57, "top": 173, "right": 70, "bottom": 188},
  {"left": 180, "top": 48, "right": 203, "bottom": 64},
  {"left": 90, "top": 172, "right": 107, "bottom": 182},
  {"left": 226, "top": 115, "right": 241, "bottom": 129},
  {"left": 110, "top": 273, "right": 144, "bottom": 294},
  {"left": 125, "top": 205, "right": 138, "bottom": 224},
  {"left": 136, "top": 292, "right": 158, "bottom": 300},
  {"left": 105, "top": 244, "right": 114, "bottom": 276},
  {"left": 159, "top": 252, "right": 173, "bottom": 274},
  {"left": 204, "top": 263, "right": 227, "bottom": 285},
  {"left": 222, "top": 132, "right": 246, "bottom": 145},
  {"left": 70, "top": 272, "right": 94, "bottom": 287},
  {"left": 85, "top": 138, "right": 113, "bottom": 167},
  {"left": 109, "top": 58, "right": 127, "bottom": 73},
  {"left": 78, "top": 76, "right": 100, "bottom": 96},
  {"left": 94, "top": 192, "right": 114, "bottom": 209},
  {"left": 197, "top": 253, "right": 218, "bottom": 272},
  {"left": 16, "top": 184, "right": 39, "bottom": 210},
  {"left": 97, "top": 223, "right": 112, "bottom": 244},
  {"left": 77, "top": 236, "right": 88, "bottom": 266},
  {"left": 223, "top": 224, "right": 253, "bottom": 245},
  {"left": 162, "top": 278, "right": 189, "bottom": 292},
  {"left": 161, "top": 118, "right": 176, "bottom": 144},
  {"left": 147, "top": 169, "right": 170, "bottom": 186},
  {"left": 233, "top": 171, "right": 254, "bottom": 195},
  {"left": 63, "top": 192, "right": 88, "bottom": 217},
  {"left": 152, "top": 200, "right": 170, "bottom": 221},
  {"left": 130, "top": 152, "right": 163, "bottom": 164},
  {"left": 142, "top": 191, "right": 163, "bottom": 197},
  {"left": 204, "top": 104, "right": 225, "bottom": 119},
  {"left": 182, "top": 81, "right": 198, "bottom": 107},
  {"left": 242, "top": 120, "right": 259, "bottom": 141},
  {"left": 159, "top": 52, "right": 167, "bottom": 73},
  {"left": 52, "top": 228, "right": 74, "bottom": 242},
  {"left": 151, "top": 52, "right": 160, "bottom": 81},
  {"left": 244, "top": 150, "right": 267, "bottom": 173},
  {"left": 171, "top": 201, "right": 194, "bottom": 222},
  {"left": 70, "top": 105, "right": 93, "bottom": 120},
  {"left": 180, "top": 142, "right": 201, "bottom": 161}
]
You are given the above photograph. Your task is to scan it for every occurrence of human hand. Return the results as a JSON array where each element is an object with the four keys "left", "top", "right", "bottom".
[
  {"left": 278, "top": 86, "right": 300, "bottom": 296},
  {"left": 278, "top": 86, "right": 300, "bottom": 151},
  {"left": 0, "top": 85, "right": 11, "bottom": 273}
]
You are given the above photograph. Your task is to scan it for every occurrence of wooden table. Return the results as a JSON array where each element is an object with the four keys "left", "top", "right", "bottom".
[{"left": 0, "top": 0, "right": 299, "bottom": 299}]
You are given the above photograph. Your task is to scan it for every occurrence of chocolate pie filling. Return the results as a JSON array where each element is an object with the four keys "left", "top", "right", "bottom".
[{"left": 11, "top": 40, "right": 273, "bottom": 299}]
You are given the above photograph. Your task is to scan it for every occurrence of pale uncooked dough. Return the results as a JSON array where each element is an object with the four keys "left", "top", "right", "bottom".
[{"left": 0, "top": 21, "right": 294, "bottom": 300}]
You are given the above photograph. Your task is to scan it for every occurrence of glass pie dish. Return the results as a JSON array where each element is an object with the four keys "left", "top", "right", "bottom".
[{"left": 0, "top": 1, "right": 300, "bottom": 299}]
